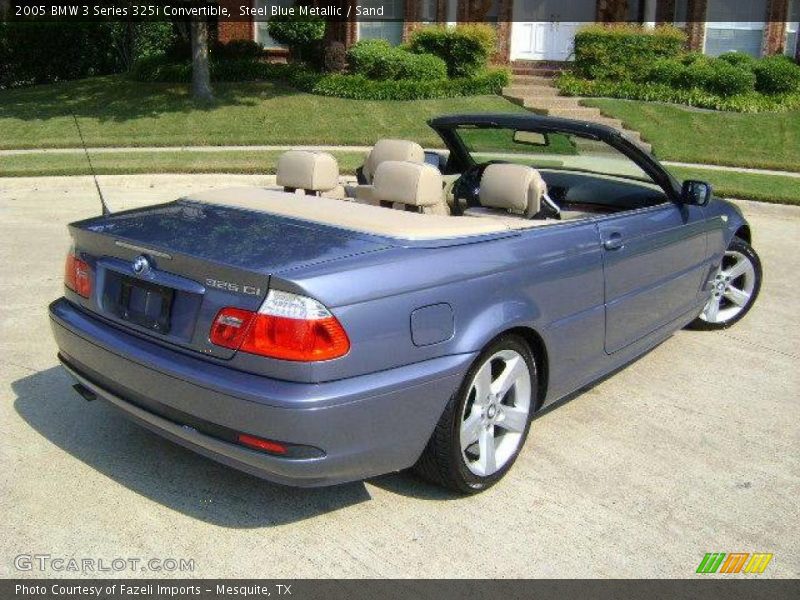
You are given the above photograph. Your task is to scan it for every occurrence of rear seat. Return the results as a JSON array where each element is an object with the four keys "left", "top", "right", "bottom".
[
  {"left": 275, "top": 150, "right": 345, "bottom": 199},
  {"left": 345, "top": 139, "right": 425, "bottom": 204},
  {"left": 372, "top": 161, "right": 449, "bottom": 216}
]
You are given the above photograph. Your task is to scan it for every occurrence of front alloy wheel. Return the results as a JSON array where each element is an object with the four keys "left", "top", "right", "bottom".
[
  {"left": 413, "top": 335, "right": 536, "bottom": 494},
  {"left": 689, "top": 237, "right": 762, "bottom": 330}
]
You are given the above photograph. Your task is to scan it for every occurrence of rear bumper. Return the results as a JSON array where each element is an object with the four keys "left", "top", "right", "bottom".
[{"left": 49, "top": 298, "right": 473, "bottom": 487}]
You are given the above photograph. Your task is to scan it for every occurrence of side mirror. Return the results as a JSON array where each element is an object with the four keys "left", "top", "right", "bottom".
[{"left": 681, "top": 180, "right": 712, "bottom": 206}]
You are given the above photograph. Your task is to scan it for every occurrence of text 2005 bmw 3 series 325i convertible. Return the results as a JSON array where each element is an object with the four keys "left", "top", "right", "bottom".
[{"left": 49, "top": 114, "right": 762, "bottom": 493}]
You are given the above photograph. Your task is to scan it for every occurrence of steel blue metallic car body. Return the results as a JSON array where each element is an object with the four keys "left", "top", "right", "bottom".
[{"left": 49, "top": 114, "right": 754, "bottom": 488}]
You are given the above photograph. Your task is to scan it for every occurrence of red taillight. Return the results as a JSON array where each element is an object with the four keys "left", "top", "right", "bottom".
[
  {"left": 237, "top": 433, "right": 287, "bottom": 455},
  {"left": 209, "top": 307, "right": 256, "bottom": 350},
  {"left": 240, "top": 314, "right": 350, "bottom": 361},
  {"left": 209, "top": 291, "right": 350, "bottom": 362},
  {"left": 64, "top": 253, "right": 92, "bottom": 298}
]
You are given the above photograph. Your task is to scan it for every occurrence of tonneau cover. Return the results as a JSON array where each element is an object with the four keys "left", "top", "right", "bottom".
[{"left": 183, "top": 187, "right": 510, "bottom": 241}]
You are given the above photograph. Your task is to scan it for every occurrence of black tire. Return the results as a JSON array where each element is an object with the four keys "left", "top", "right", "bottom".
[
  {"left": 687, "top": 237, "right": 762, "bottom": 331},
  {"left": 412, "top": 334, "right": 537, "bottom": 495}
]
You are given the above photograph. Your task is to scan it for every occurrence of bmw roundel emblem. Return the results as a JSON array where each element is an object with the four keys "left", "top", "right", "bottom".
[{"left": 132, "top": 255, "right": 151, "bottom": 276}]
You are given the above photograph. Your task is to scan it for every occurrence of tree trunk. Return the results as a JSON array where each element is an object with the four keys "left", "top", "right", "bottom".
[{"left": 190, "top": 20, "right": 213, "bottom": 102}]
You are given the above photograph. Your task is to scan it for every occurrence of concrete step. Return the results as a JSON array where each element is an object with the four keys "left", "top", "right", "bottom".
[
  {"left": 502, "top": 84, "right": 560, "bottom": 97},
  {"left": 543, "top": 107, "right": 604, "bottom": 120},
  {"left": 512, "top": 75, "right": 557, "bottom": 86},
  {"left": 512, "top": 68, "right": 563, "bottom": 78},
  {"left": 518, "top": 96, "right": 585, "bottom": 111},
  {"left": 511, "top": 62, "right": 566, "bottom": 77}
]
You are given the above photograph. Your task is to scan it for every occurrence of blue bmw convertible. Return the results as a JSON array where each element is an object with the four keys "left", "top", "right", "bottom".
[{"left": 50, "top": 114, "right": 761, "bottom": 493}]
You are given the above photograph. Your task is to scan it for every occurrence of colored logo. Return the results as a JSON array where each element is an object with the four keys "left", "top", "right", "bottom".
[{"left": 696, "top": 552, "right": 773, "bottom": 574}]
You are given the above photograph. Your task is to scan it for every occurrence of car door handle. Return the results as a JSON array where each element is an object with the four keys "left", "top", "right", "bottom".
[{"left": 603, "top": 232, "right": 624, "bottom": 251}]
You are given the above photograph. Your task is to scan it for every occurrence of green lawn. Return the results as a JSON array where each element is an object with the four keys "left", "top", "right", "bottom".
[
  {"left": 0, "top": 150, "right": 366, "bottom": 177},
  {"left": 667, "top": 166, "right": 800, "bottom": 206},
  {"left": 0, "top": 76, "right": 526, "bottom": 150},
  {"left": 3, "top": 148, "right": 797, "bottom": 206},
  {"left": 582, "top": 99, "right": 800, "bottom": 173}
]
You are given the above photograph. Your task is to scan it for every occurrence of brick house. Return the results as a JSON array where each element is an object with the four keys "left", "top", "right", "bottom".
[{"left": 218, "top": 0, "right": 800, "bottom": 65}]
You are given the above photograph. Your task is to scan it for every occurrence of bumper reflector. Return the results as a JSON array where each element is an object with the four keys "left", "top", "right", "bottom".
[{"left": 237, "top": 433, "right": 288, "bottom": 455}]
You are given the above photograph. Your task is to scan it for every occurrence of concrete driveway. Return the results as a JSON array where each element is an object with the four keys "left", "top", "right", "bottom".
[{"left": 1, "top": 175, "right": 798, "bottom": 578}]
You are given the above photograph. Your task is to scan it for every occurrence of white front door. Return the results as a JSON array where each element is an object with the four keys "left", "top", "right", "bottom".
[
  {"left": 510, "top": 0, "right": 594, "bottom": 61},
  {"left": 511, "top": 22, "right": 582, "bottom": 60}
]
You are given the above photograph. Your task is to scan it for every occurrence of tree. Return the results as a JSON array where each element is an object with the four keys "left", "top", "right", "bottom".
[{"left": 190, "top": 19, "right": 213, "bottom": 101}]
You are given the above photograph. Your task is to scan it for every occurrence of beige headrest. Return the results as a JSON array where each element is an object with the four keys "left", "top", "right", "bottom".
[
  {"left": 479, "top": 163, "right": 545, "bottom": 217},
  {"left": 364, "top": 139, "right": 425, "bottom": 183},
  {"left": 372, "top": 161, "right": 443, "bottom": 207},
  {"left": 276, "top": 150, "right": 339, "bottom": 192}
]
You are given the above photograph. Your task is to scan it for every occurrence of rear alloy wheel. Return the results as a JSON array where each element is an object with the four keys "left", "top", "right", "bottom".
[
  {"left": 413, "top": 335, "right": 536, "bottom": 494},
  {"left": 688, "top": 237, "right": 761, "bottom": 331}
]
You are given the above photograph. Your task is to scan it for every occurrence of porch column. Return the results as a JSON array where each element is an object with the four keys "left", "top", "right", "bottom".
[
  {"left": 643, "top": 0, "right": 658, "bottom": 27},
  {"left": 684, "top": 0, "right": 708, "bottom": 52},
  {"left": 763, "top": 0, "right": 789, "bottom": 55},
  {"left": 445, "top": 0, "right": 458, "bottom": 26}
]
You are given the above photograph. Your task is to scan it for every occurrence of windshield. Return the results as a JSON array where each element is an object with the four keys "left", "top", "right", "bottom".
[{"left": 453, "top": 126, "right": 655, "bottom": 183}]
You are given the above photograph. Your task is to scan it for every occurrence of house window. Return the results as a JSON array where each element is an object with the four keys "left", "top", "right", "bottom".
[
  {"left": 254, "top": 0, "right": 292, "bottom": 49},
  {"left": 358, "top": 0, "right": 406, "bottom": 45},
  {"left": 787, "top": 0, "right": 800, "bottom": 57},
  {"left": 704, "top": 0, "right": 768, "bottom": 57}
]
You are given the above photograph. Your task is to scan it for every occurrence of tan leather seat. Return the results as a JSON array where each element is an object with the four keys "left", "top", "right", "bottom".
[
  {"left": 372, "top": 161, "right": 449, "bottom": 216},
  {"left": 276, "top": 150, "right": 345, "bottom": 198},
  {"left": 463, "top": 163, "right": 547, "bottom": 224},
  {"left": 346, "top": 139, "right": 425, "bottom": 203}
]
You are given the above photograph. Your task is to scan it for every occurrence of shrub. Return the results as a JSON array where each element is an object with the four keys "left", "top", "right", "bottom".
[
  {"left": 677, "top": 58, "right": 756, "bottom": 95},
  {"left": 573, "top": 24, "right": 686, "bottom": 81},
  {"left": 347, "top": 39, "right": 394, "bottom": 78},
  {"left": 346, "top": 40, "right": 446, "bottom": 81},
  {"left": 211, "top": 40, "right": 263, "bottom": 61},
  {"left": 644, "top": 58, "right": 687, "bottom": 86},
  {"left": 130, "top": 54, "right": 507, "bottom": 100},
  {"left": 266, "top": 14, "right": 325, "bottom": 60},
  {"left": 680, "top": 51, "right": 708, "bottom": 66},
  {"left": 397, "top": 52, "right": 448, "bottom": 80},
  {"left": 753, "top": 55, "right": 800, "bottom": 94},
  {"left": 311, "top": 69, "right": 509, "bottom": 100},
  {"left": 1, "top": 22, "right": 121, "bottom": 87},
  {"left": 718, "top": 51, "right": 757, "bottom": 71},
  {"left": 0, "top": 21, "right": 179, "bottom": 88},
  {"left": 407, "top": 24, "right": 496, "bottom": 78},
  {"left": 130, "top": 54, "right": 191, "bottom": 82},
  {"left": 556, "top": 72, "right": 800, "bottom": 113},
  {"left": 323, "top": 41, "right": 347, "bottom": 73}
]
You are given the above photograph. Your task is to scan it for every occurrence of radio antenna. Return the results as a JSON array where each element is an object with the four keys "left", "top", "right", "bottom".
[{"left": 72, "top": 113, "right": 110, "bottom": 216}]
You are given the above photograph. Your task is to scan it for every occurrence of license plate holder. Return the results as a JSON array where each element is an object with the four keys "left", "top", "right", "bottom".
[{"left": 117, "top": 277, "right": 174, "bottom": 334}]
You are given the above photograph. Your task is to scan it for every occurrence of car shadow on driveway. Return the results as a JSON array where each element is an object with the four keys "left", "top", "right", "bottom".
[{"left": 13, "top": 366, "right": 379, "bottom": 528}]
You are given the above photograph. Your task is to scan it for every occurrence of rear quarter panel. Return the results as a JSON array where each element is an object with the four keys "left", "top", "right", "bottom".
[{"left": 273, "top": 221, "right": 606, "bottom": 402}]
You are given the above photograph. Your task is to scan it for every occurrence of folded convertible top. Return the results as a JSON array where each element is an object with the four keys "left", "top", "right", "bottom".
[{"left": 183, "top": 187, "right": 510, "bottom": 241}]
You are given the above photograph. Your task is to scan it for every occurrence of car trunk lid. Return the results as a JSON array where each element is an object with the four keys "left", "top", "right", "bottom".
[{"left": 67, "top": 200, "right": 392, "bottom": 358}]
